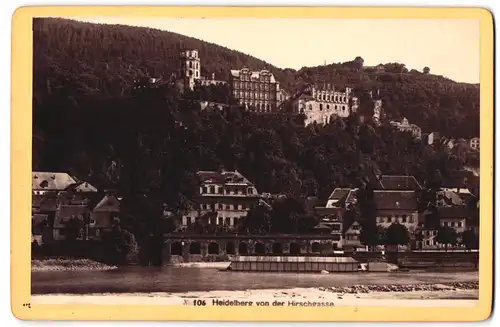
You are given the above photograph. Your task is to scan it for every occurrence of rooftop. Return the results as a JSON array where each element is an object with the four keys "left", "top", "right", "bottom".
[
  {"left": 377, "top": 175, "right": 422, "bottom": 191},
  {"left": 197, "top": 170, "right": 252, "bottom": 185}
]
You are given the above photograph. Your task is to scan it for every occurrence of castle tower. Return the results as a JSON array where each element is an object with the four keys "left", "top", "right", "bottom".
[{"left": 179, "top": 50, "right": 201, "bottom": 90}]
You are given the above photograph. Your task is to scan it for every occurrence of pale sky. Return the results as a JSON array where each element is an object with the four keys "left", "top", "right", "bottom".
[{"left": 70, "top": 17, "right": 480, "bottom": 83}]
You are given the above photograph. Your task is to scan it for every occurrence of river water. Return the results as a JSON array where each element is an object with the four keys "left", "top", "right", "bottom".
[{"left": 31, "top": 267, "right": 479, "bottom": 295}]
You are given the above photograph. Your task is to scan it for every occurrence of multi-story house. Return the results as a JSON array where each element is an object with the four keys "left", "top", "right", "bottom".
[
  {"left": 229, "top": 68, "right": 281, "bottom": 112},
  {"left": 180, "top": 170, "right": 261, "bottom": 230},
  {"left": 292, "top": 83, "right": 353, "bottom": 125},
  {"left": 374, "top": 190, "right": 419, "bottom": 235}
]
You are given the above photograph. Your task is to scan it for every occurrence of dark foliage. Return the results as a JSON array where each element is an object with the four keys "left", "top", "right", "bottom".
[{"left": 385, "top": 223, "right": 410, "bottom": 246}]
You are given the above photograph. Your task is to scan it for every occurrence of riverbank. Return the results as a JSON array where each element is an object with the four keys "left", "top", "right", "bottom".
[
  {"left": 31, "top": 282, "right": 478, "bottom": 306},
  {"left": 170, "top": 262, "right": 230, "bottom": 269},
  {"left": 31, "top": 259, "right": 117, "bottom": 272}
]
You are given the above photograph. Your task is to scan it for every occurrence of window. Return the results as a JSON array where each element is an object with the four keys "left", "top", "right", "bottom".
[
  {"left": 209, "top": 186, "right": 215, "bottom": 194},
  {"left": 218, "top": 217, "right": 223, "bottom": 225},
  {"left": 458, "top": 222, "right": 462, "bottom": 227},
  {"left": 218, "top": 187, "right": 223, "bottom": 194},
  {"left": 225, "top": 217, "right": 231, "bottom": 226},
  {"left": 226, "top": 204, "right": 231, "bottom": 210},
  {"left": 319, "top": 104, "right": 323, "bottom": 111},
  {"left": 186, "top": 218, "right": 192, "bottom": 226},
  {"left": 90, "top": 219, "right": 96, "bottom": 225},
  {"left": 332, "top": 224, "right": 341, "bottom": 231},
  {"left": 327, "top": 104, "right": 330, "bottom": 110},
  {"left": 402, "top": 215, "right": 407, "bottom": 223}
]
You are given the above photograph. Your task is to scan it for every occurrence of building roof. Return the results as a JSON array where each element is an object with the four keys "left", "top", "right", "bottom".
[
  {"left": 437, "top": 206, "right": 469, "bottom": 219},
  {"left": 374, "top": 190, "right": 418, "bottom": 211},
  {"left": 32, "top": 172, "right": 78, "bottom": 191},
  {"left": 377, "top": 175, "right": 422, "bottom": 191},
  {"left": 67, "top": 181, "right": 98, "bottom": 193},
  {"left": 93, "top": 195, "right": 120, "bottom": 212},
  {"left": 197, "top": 170, "right": 252, "bottom": 185},
  {"left": 328, "top": 188, "right": 351, "bottom": 201},
  {"left": 230, "top": 68, "right": 277, "bottom": 83}
]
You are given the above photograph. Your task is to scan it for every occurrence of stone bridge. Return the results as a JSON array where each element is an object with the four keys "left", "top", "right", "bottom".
[{"left": 162, "top": 234, "right": 343, "bottom": 264}]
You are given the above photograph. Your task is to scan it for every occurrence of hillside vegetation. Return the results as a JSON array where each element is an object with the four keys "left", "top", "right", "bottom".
[{"left": 33, "top": 18, "right": 479, "bottom": 139}]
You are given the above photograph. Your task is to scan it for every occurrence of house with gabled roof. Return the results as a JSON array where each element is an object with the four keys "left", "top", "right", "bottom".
[
  {"left": 32, "top": 172, "right": 78, "bottom": 193},
  {"left": 374, "top": 190, "right": 419, "bottom": 234}
]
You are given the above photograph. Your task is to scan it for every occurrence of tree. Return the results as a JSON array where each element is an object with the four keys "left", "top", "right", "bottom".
[
  {"left": 360, "top": 219, "right": 380, "bottom": 250},
  {"left": 423, "top": 66, "right": 430, "bottom": 74},
  {"left": 461, "top": 229, "right": 479, "bottom": 250},
  {"left": 241, "top": 204, "right": 272, "bottom": 234},
  {"left": 436, "top": 226, "right": 458, "bottom": 251},
  {"left": 385, "top": 223, "right": 410, "bottom": 247}
]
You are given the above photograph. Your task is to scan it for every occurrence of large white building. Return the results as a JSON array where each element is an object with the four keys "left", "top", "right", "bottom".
[
  {"left": 180, "top": 170, "right": 262, "bottom": 231},
  {"left": 292, "top": 83, "right": 353, "bottom": 125}
]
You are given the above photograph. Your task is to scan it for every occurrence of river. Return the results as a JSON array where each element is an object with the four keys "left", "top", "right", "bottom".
[{"left": 31, "top": 266, "right": 479, "bottom": 295}]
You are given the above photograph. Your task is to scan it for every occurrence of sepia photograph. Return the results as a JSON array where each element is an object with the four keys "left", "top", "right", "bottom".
[{"left": 12, "top": 6, "right": 492, "bottom": 320}]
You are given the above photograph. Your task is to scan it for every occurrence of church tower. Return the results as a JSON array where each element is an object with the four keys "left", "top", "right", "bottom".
[{"left": 179, "top": 50, "right": 201, "bottom": 90}]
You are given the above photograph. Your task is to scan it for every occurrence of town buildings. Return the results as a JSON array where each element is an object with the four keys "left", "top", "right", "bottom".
[
  {"left": 179, "top": 170, "right": 262, "bottom": 231},
  {"left": 229, "top": 68, "right": 282, "bottom": 112},
  {"left": 31, "top": 172, "right": 116, "bottom": 242},
  {"left": 292, "top": 83, "right": 353, "bottom": 125}
]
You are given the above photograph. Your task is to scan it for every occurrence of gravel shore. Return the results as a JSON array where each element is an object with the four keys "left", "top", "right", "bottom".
[{"left": 31, "top": 259, "right": 117, "bottom": 272}]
